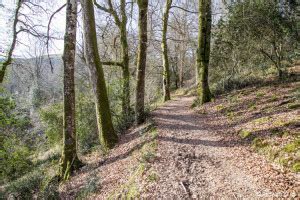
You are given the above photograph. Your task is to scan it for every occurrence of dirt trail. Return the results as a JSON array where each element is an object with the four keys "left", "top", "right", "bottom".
[{"left": 142, "top": 96, "right": 299, "bottom": 198}]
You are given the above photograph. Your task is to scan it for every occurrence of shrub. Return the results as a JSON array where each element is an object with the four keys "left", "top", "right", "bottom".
[
  {"left": 0, "top": 135, "right": 33, "bottom": 182},
  {"left": 3, "top": 169, "right": 44, "bottom": 199},
  {"left": 39, "top": 103, "right": 63, "bottom": 147},
  {"left": 0, "top": 89, "right": 33, "bottom": 182}
]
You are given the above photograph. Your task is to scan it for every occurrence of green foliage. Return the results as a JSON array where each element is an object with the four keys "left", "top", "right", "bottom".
[
  {"left": 0, "top": 89, "right": 33, "bottom": 182},
  {"left": 0, "top": 135, "right": 33, "bottom": 182},
  {"left": 40, "top": 103, "right": 63, "bottom": 146},
  {"left": 147, "top": 172, "right": 158, "bottom": 182},
  {"left": 40, "top": 93, "right": 100, "bottom": 153},
  {"left": 287, "top": 103, "right": 300, "bottom": 109},
  {"left": 0, "top": 89, "right": 31, "bottom": 130},
  {"left": 292, "top": 162, "right": 300, "bottom": 172},
  {"left": 76, "top": 93, "right": 98, "bottom": 153},
  {"left": 239, "top": 129, "right": 251, "bottom": 139},
  {"left": 32, "top": 87, "right": 47, "bottom": 109},
  {"left": 210, "top": 0, "right": 298, "bottom": 94},
  {"left": 3, "top": 169, "right": 44, "bottom": 199},
  {"left": 252, "top": 138, "right": 269, "bottom": 149},
  {"left": 283, "top": 139, "right": 300, "bottom": 153}
]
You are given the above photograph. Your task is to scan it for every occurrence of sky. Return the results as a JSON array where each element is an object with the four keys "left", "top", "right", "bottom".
[
  {"left": 0, "top": 0, "right": 226, "bottom": 59},
  {"left": 0, "top": 0, "right": 66, "bottom": 58}
]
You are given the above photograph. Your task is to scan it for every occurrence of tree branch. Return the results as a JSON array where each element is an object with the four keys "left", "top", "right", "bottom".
[
  {"left": 102, "top": 61, "right": 123, "bottom": 67},
  {"left": 170, "top": 5, "right": 198, "bottom": 14},
  {"left": 0, "top": 0, "right": 22, "bottom": 84},
  {"left": 46, "top": 3, "right": 66, "bottom": 73}
]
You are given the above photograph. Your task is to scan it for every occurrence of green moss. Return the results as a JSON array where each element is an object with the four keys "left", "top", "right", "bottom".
[
  {"left": 256, "top": 92, "right": 265, "bottom": 98},
  {"left": 126, "top": 183, "right": 139, "bottom": 199},
  {"left": 287, "top": 103, "right": 300, "bottom": 110},
  {"left": 254, "top": 116, "right": 271, "bottom": 124},
  {"left": 292, "top": 162, "right": 300, "bottom": 172},
  {"left": 248, "top": 101, "right": 256, "bottom": 109},
  {"left": 226, "top": 111, "right": 235, "bottom": 120},
  {"left": 215, "top": 104, "right": 225, "bottom": 111},
  {"left": 147, "top": 172, "right": 158, "bottom": 182},
  {"left": 239, "top": 129, "right": 251, "bottom": 139},
  {"left": 270, "top": 95, "right": 278, "bottom": 102},
  {"left": 252, "top": 138, "right": 269, "bottom": 149},
  {"left": 278, "top": 156, "right": 290, "bottom": 166},
  {"left": 283, "top": 139, "right": 300, "bottom": 153}
]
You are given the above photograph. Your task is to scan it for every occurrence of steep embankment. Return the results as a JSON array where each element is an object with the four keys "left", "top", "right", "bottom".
[{"left": 60, "top": 81, "right": 299, "bottom": 199}]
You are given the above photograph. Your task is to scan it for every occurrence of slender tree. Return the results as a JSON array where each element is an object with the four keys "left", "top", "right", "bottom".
[
  {"left": 60, "top": 0, "right": 82, "bottom": 180},
  {"left": 197, "top": 0, "right": 212, "bottom": 104},
  {"left": 81, "top": 0, "right": 118, "bottom": 149},
  {"left": 161, "top": 0, "right": 172, "bottom": 102},
  {"left": 135, "top": 0, "right": 149, "bottom": 124},
  {"left": 94, "top": 0, "right": 131, "bottom": 119},
  {"left": 0, "top": 0, "right": 22, "bottom": 84}
]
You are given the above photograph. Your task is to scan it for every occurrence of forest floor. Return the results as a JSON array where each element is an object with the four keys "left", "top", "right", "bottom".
[{"left": 60, "top": 80, "right": 299, "bottom": 199}]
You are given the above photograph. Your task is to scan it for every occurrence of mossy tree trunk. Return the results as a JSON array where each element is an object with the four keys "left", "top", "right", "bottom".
[
  {"left": 135, "top": 0, "right": 149, "bottom": 125},
  {"left": 162, "top": 0, "right": 172, "bottom": 102},
  {"left": 120, "top": 0, "right": 131, "bottom": 119},
  {"left": 197, "top": 0, "right": 212, "bottom": 104},
  {"left": 94, "top": 0, "right": 131, "bottom": 119},
  {"left": 60, "top": 0, "right": 82, "bottom": 180},
  {"left": 81, "top": 0, "right": 118, "bottom": 150}
]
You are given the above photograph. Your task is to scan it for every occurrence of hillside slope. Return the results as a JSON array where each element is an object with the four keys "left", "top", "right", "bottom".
[{"left": 60, "top": 81, "right": 299, "bottom": 199}]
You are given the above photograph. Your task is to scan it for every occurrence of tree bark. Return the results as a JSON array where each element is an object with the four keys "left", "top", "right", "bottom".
[
  {"left": 162, "top": 0, "right": 172, "bottom": 102},
  {"left": 120, "top": 0, "right": 131, "bottom": 118},
  {"left": 81, "top": 0, "right": 118, "bottom": 150},
  {"left": 135, "top": 0, "right": 149, "bottom": 125},
  {"left": 197, "top": 0, "right": 212, "bottom": 104},
  {"left": 60, "top": 0, "right": 82, "bottom": 180}
]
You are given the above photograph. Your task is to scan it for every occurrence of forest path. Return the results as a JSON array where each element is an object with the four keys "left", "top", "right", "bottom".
[{"left": 142, "top": 95, "right": 299, "bottom": 198}]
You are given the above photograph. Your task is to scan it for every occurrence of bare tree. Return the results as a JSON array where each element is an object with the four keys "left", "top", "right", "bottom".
[{"left": 0, "top": 0, "right": 22, "bottom": 83}]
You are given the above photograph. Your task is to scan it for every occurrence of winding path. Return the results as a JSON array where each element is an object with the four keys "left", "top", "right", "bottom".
[{"left": 142, "top": 96, "right": 299, "bottom": 198}]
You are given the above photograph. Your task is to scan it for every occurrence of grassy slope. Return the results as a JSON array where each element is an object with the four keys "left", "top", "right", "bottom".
[{"left": 199, "top": 80, "right": 300, "bottom": 173}]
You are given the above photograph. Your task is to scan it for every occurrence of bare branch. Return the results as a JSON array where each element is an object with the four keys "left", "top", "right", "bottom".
[
  {"left": 46, "top": 3, "right": 66, "bottom": 72},
  {"left": 0, "top": 0, "right": 22, "bottom": 83}
]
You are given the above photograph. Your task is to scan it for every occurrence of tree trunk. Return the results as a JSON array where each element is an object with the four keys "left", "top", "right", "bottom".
[
  {"left": 161, "top": 0, "right": 172, "bottom": 102},
  {"left": 135, "top": 0, "right": 149, "bottom": 125},
  {"left": 197, "top": 0, "right": 212, "bottom": 104},
  {"left": 94, "top": 0, "right": 131, "bottom": 120},
  {"left": 81, "top": 0, "right": 118, "bottom": 150},
  {"left": 179, "top": 44, "right": 185, "bottom": 88},
  {"left": 120, "top": 0, "right": 131, "bottom": 118},
  {"left": 60, "top": 0, "right": 82, "bottom": 180}
]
